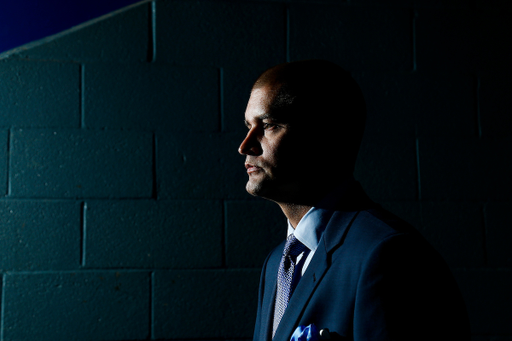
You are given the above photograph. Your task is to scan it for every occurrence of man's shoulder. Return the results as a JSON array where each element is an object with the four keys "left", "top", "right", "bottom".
[
  {"left": 324, "top": 205, "right": 453, "bottom": 285},
  {"left": 326, "top": 205, "right": 424, "bottom": 255},
  {"left": 354, "top": 206, "right": 417, "bottom": 238},
  {"left": 324, "top": 181, "right": 419, "bottom": 244}
]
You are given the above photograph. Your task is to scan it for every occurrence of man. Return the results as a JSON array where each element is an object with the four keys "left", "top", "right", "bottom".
[{"left": 238, "top": 60, "right": 470, "bottom": 341}]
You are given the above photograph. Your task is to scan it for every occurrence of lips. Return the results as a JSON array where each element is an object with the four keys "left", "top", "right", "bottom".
[{"left": 245, "top": 163, "right": 262, "bottom": 174}]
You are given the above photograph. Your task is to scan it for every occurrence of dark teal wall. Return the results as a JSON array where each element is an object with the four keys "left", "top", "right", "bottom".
[{"left": 0, "top": 0, "right": 510, "bottom": 340}]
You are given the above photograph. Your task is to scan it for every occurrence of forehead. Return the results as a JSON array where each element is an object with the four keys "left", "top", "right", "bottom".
[{"left": 244, "top": 88, "right": 274, "bottom": 121}]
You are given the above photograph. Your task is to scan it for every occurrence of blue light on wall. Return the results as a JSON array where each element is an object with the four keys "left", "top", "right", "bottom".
[{"left": 0, "top": 0, "right": 140, "bottom": 54}]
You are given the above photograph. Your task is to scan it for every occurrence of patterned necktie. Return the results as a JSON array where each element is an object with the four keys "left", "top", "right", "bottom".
[{"left": 272, "top": 234, "right": 309, "bottom": 337}]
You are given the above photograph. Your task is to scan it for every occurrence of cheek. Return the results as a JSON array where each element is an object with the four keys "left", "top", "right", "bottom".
[
  {"left": 262, "top": 140, "right": 280, "bottom": 165},
  {"left": 266, "top": 138, "right": 300, "bottom": 167},
  {"left": 262, "top": 132, "right": 309, "bottom": 168}
]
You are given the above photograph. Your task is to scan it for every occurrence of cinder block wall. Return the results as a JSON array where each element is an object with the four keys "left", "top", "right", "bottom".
[{"left": 0, "top": 0, "right": 510, "bottom": 340}]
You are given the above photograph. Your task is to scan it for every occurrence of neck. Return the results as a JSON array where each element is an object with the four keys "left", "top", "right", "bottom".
[
  {"left": 278, "top": 202, "right": 312, "bottom": 228},
  {"left": 268, "top": 176, "right": 354, "bottom": 228}
]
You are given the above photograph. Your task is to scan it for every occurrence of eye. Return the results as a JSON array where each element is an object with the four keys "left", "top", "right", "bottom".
[{"left": 263, "top": 122, "right": 279, "bottom": 130}]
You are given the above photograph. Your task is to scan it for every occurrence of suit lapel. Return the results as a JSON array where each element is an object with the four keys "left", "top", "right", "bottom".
[{"left": 272, "top": 210, "right": 360, "bottom": 341}]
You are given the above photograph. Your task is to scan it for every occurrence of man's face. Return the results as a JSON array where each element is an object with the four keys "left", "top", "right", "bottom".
[{"left": 238, "top": 86, "right": 308, "bottom": 202}]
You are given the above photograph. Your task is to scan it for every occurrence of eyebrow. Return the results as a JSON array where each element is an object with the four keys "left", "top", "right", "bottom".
[
  {"left": 244, "top": 113, "right": 277, "bottom": 127},
  {"left": 258, "top": 113, "right": 273, "bottom": 121}
]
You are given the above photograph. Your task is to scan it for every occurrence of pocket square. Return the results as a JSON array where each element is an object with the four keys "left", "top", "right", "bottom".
[
  {"left": 290, "top": 324, "right": 320, "bottom": 341},
  {"left": 290, "top": 324, "right": 344, "bottom": 341}
]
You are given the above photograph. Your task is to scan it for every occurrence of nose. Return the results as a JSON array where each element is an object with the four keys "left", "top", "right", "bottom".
[{"left": 238, "top": 128, "right": 262, "bottom": 156}]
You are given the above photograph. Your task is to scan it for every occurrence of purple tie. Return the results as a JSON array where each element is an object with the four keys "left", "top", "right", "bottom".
[{"left": 272, "top": 234, "right": 309, "bottom": 337}]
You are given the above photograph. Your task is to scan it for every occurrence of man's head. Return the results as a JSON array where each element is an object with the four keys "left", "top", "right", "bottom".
[{"left": 239, "top": 60, "right": 366, "bottom": 205}]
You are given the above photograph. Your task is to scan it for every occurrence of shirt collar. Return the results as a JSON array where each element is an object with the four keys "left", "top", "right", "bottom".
[
  {"left": 287, "top": 207, "right": 333, "bottom": 252},
  {"left": 286, "top": 176, "right": 356, "bottom": 252}
]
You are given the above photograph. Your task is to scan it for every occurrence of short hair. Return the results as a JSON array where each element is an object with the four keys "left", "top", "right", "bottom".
[{"left": 252, "top": 59, "right": 366, "bottom": 174}]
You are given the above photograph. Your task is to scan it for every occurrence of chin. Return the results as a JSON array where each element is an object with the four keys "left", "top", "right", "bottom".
[
  {"left": 245, "top": 180, "right": 263, "bottom": 197},
  {"left": 246, "top": 182, "right": 288, "bottom": 205},
  {"left": 246, "top": 178, "right": 274, "bottom": 198}
]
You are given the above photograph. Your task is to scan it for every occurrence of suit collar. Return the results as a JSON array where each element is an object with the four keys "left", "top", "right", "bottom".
[
  {"left": 289, "top": 179, "right": 375, "bottom": 254},
  {"left": 320, "top": 180, "right": 376, "bottom": 253}
]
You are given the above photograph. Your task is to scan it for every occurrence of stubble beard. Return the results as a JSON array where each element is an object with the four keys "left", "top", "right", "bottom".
[
  {"left": 245, "top": 173, "right": 269, "bottom": 198},
  {"left": 245, "top": 168, "right": 285, "bottom": 201},
  {"left": 245, "top": 171, "right": 300, "bottom": 204},
  {"left": 245, "top": 166, "right": 328, "bottom": 206}
]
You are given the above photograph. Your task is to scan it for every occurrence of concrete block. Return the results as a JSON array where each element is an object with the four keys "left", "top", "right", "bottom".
[
  {"left": 374, "top": 201, "right": 482, "bottom": 268},
  {"left": 0, "top": 129, "right": 7, "bottom": 195},
  {"left": 10, "top": 2, "right": 149, "bottom": 62},
  {"left": 416, "top": 9, "right": 512, "bottom": 75},
  {"left": 85, "top": 200, "right": 223, "bottom": 268},
  {"left": 156, "top": 1, "right": 286, "bottom": 68},
  {"left": 479, "top": 75, "right": 512, "bottom": 138},
  {"left": 454, "top": 269, "right": 512, "bottom": 334},
  {"left": 473, "top": 0, "right": 512, "bottom": 10},
  {"left": 418, "top": 137, "right": 512, "bottom": 201},
  {"left": 485, "top": 202, "right": 512, "bottom": 267},
  {"left": 416, "top": 9, "right": 476, "bottom": 73},
  {"left": 157, "top": 132, "right": 249, "bottom": 199},
  {"left": 153, "top": 269, "right": 260, "bottom": 339},
  {"left": 490, "top": 337, "right": 512, "bottom": 341},
  {"left": 10, "top": 129, "right": 152, "bottom": 198},
  {"left": 0, "top": 60, "right": 79, "bottom": 128},
  {"left": 413, "top": 0, "right": 478, "bottom": 7},
  {"left": 0, "top": 200, "right": 80, "bottom": 271},
  {"left": 420, "top": 202, "right": 484, "bottom": 267},
  {"left": 84, "top": 63, "right": 219, "bottom": 131},
  {"left": 380, "top": 201, "right": 421, "bottom": 228},
  {"left": 354, "top": 71, "right": 476, "bottom": 138},
  {"left": 226, "top": 200, "right": 286, "bottom": 267},
  {"left": 351, "top": 0, "right": 412, "bottom": 5},
  {"left": 3, "top": 271, "right": 150, "bottom": 340},
  {"left": 354, "top": 134, "right": 417, "bottom": 201},
  {"left": 289, "top": 5, "right": 412, "bottom": 72}
]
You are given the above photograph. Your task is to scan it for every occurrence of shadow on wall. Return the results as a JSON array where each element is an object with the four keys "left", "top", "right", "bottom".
[{"left": 0, "top": 0, "right": 510, "bottom": 340}]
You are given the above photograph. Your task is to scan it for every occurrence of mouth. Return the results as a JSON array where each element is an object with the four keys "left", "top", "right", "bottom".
[{"left": 245, "top": 163, "right": 262, "bottom": 174}]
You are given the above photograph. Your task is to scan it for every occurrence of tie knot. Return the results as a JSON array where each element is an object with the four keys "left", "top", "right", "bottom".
[{"left": 283, "top": 234, "right": 309, "bottom": 259}]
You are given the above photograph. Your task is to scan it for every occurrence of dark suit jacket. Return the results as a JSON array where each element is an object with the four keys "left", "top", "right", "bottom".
[{"left": 253, "top": 182, "right": 470, "bottom": 341}]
